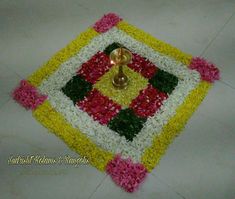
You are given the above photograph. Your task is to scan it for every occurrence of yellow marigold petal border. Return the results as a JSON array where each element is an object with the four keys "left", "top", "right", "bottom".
[
  {"left": 32, "top": 100, "right": 114, "bottom": 171},
  {"left": 27, "top": 28, "right": 98, "bottom": 87},
  {"left": 141, "top": 81, "right": 212, "bottom": 171},
  {"left": 117, "top": 21, "right": 192, "bottom": 66}
]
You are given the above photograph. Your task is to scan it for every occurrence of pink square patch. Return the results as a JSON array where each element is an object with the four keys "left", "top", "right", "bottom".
[
  {"left": 77, "top": 51, "right": 112, "bottom": 84},
  {"left": 130, "top": 84, "right": 168, "bottom": 118},
  {"left": 128, "top": 53, "right": 157, "bottom": 79},
  {"left": 77, "top": 89, "right": 122, "bottom": 125}
]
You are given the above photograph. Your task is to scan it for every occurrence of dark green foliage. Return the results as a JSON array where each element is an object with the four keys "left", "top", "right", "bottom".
[
  {"left": 108, "top": 109, "right": 146, "bottom": 141},
  {"left": 149, "top": 69, "right": 178, "bottom": 94},
  {"left": 61, "top": 75, "right": 92, "bottom": 104}
]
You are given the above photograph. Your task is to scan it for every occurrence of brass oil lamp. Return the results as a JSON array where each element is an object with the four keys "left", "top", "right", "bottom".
[{"left": 109, "top": 47, "right": 132, "bottom": 89}]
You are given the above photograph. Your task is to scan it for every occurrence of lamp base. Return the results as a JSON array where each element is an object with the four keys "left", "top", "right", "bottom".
[{"left": 112, "top": 73, "right": 129, "bottom": 89}]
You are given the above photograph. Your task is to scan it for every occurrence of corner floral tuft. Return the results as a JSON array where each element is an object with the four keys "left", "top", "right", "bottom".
[
  {"left": 93, "top": 13, "right": 122, "bottom": 33},
  {"left": 12, "top": 79, "right": 47, "bottom": 110},
  {"left": 106, "top": 154, "right": 147, "bottom": 192},
  {"left": 189, "top": 57, "right": 220, "bottom": 83}
]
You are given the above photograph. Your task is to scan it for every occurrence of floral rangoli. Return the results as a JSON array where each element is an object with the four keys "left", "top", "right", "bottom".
[{"left": 12, "top": 13, "right": 220, "bottom": 192}]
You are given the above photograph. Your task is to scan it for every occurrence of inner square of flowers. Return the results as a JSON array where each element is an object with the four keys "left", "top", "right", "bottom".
[
  {"left": 12, "top": 13, "right": 220, "bottom": 193},
  {"left": 64, "top": 43, "right": 172, "bottom": 140}
]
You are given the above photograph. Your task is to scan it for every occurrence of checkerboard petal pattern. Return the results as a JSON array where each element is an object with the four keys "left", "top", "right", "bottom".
[{"left": 12, "top": 13, "right": 220, "bottom": 192}]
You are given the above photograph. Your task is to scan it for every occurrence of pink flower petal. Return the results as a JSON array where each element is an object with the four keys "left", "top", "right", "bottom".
[
  {"left": 128, "top": 53, "right": 157, "bottom": 78},
  {"left": 77, "top": 51, "right": 112, "bottom": 84},
  {"left": 93, "top": 13, "right": 122, "bottom": 33},
  {"left": 189, "top": 57, "right": 220, "bottom": 83},
  {"left": 130, "top": 84, "right": 168, "bottom": 118},
  {"left": 77, "top": 89, "right": 121, "bottom": 125},
  {"left": 12, "top": 80, "right": 47, "bottom": 110},
  {"left": 106, "top": 154, "right": 148, "bottom": 192}
]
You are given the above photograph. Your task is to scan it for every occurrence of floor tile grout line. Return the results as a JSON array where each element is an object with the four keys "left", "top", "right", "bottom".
[
  {"left": 200, "top": 11, "right": 235, "bottom": 56},
  {"left": 87, "top": 174, "right": 107, "bottom": 199},
  {"left": 14, "top": 71, "right": 24, "bottom": 80},
  {"left": 219, "top": 80, "right": 235, "bottom": 90},
  {"left": 151, "top": 173, "right": 187, "bottom": 199},
  {"left": 76, "top": 2, "right": 91, "bottom": 12}
]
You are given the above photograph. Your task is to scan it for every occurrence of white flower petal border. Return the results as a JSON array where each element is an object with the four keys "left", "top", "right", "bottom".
[{"left": 38, "top": 27, "right": 200, "bottom": 162}]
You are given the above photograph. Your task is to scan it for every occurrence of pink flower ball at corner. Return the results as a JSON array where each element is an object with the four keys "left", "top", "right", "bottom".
[
  {"left": 93, "top": 13, "right": 122, "bottom": 33},
  {"left": 189, "top": 57, "right": 220, "bottom": 83},
  {"left": 106, "top": 154, "right": 147, "bottom": 192},
  {"left": 12, "top": 80, "right": 47, "bottom": 110}
]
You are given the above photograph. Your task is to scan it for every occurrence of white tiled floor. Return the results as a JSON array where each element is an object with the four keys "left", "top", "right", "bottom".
[{"left": 0, "top": 1, "right": 235, "bottom": 199}]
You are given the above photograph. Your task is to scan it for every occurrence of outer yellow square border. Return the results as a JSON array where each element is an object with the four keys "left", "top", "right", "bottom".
[{"left": 27, "top": 18, "right": 212, "bottom": 173}]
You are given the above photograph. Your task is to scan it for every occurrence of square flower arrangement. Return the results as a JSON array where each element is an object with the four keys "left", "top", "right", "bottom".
[{"left": 12, "top": 13, "right": 220, "bottom": 192}]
